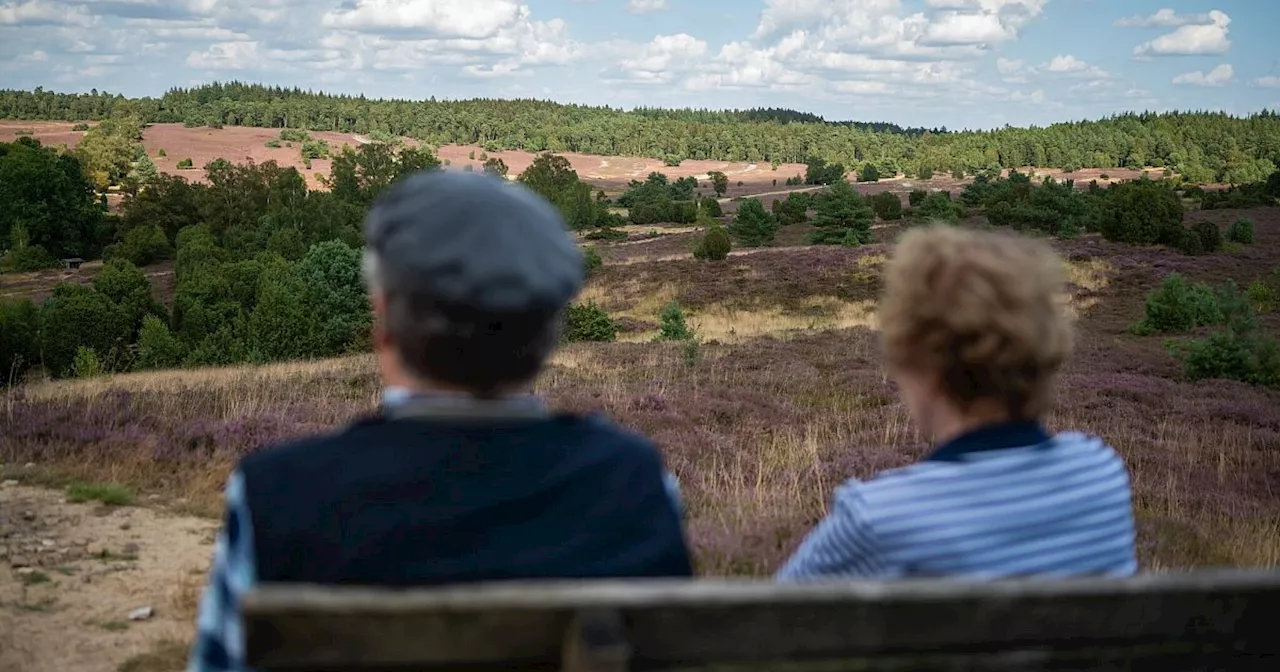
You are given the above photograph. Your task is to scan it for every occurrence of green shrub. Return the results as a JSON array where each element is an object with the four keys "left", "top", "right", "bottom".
[
  {"left": 729, "top": 199, "right": 777, "bottom": 247},
  {"left": 176, "top": 158, "right": 194, "bottom": 169},
  {"left": 1133, "top": 273, "right": 1221, "bottom": 334},
  {"left": 72, "top": 122, "right": 90, "bottom": 131},
  {"left": 908, "top": 190, "right": 927, "bottom": 206},
  {"left": 66, "top": 482, "right": 133, "bottom": 506},
  {"left": 301, "top": 138, "right": 329, "bottom": 159},
  {"left": 693, "top": 225, "right": 732, "bottom": 261},
  {"left": 1247, "top": 280, "right": 1276, "bottom": 314},
  {"left": 1097, "top": 179, "right": 1185, "bottom": 245},
  {"left": 135, "top": 314, "right": 185, "bottom": 370},
  {"left": 563, "top": 302, "right": 617, "bottom": 342},
  {"left": 1173, "top": 289, "right": 1280, "bottom": 388},
  {"left": 1176, "top": 226, "right": 1205, "bottom": 256},
  {"left": 157, "top": 148, "right": 166, "bottom": 157},
  {"left": 869, "top": 191, "right": 903, "bottom": 220},
  {"left": 655, "top": 301, "right": 694, "bottom": 341},
  {"left": 915, "top": 192, "right": 961, "bottom": 222},
  {"left": 2, "top": 244, "right": 59, "bottom": 272},
  {"left": 583, "top": 246, "right": 602, "bottom": 275},
  {"left": 72, "top": 346, "right": 104, "bottom": 378},
  {"left": 1226, "top": 218, "right": 1254, "bottom": 244},
  {"left": 279, "top": 128, "right": 310, "bottom": 142},
  {"left": 265, "top": 139, "right": 282, "bottom": 148},
  {"left": 1191, "top": 220, "right": 1222, "bottom": 252},
  {"left": 700, "top": 196, "right": 722, "bottom": 218}
]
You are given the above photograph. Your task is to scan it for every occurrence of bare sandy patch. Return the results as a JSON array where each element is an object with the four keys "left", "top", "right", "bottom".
[{"left": 0, "top": 482, "right": 217, "bottom": 672}]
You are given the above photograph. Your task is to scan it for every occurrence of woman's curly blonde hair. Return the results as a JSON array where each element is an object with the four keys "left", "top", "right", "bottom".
[{"left": 879, "top": 224, "right": 1074, "bottom": 420}]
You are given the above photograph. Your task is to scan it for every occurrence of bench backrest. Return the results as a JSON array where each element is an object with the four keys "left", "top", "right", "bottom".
[{"left": 242, "top": 569, "right": 1280, "bottom": 671}]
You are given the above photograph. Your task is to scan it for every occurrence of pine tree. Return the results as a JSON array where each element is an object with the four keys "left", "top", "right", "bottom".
[{"left": 728, "top": 198, "right": 777, "bottom": 247}]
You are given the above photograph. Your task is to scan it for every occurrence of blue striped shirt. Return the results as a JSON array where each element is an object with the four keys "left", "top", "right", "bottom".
[
  {"left": 777, "top": 423, "right": 1138, "bottom": 581},
  {"left": 188, "top": 388, "right": 685, "bottom": 672}
]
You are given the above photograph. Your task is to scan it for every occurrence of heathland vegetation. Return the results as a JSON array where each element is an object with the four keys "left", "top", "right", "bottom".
[{"left": 2, "top": 86, "right": 1280, "bottom": 604}]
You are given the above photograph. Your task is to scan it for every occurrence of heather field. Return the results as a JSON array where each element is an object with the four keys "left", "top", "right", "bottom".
[{"left": 3, "top": 206, "right": 1279, "bottom": 579}]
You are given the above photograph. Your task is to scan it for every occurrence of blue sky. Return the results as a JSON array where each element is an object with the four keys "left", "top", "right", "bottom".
[{"left": 1, "top": 0, "right": 1276, "bottom": 130}]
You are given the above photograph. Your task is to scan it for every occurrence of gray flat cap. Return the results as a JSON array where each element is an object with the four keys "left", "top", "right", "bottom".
[{"left": 364, "top": 169, "right": 583, "bottom": 314}]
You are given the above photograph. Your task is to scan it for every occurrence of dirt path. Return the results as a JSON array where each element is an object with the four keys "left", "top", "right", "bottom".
[
  {"left": 715, "top": 185, "right": 824, "bottom": 203},
  {"left": 0, "top": 482, "right": 218, "bottom": 672}
]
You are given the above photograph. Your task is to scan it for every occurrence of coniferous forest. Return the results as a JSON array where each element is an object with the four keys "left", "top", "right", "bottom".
[{"left": 2, "top": 83, "right": 1278, "bottom": 184}]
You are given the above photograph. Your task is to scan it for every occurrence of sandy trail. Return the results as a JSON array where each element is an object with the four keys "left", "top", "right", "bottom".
[{"left": 0, "top": 481, "right": 218, "bottom": 672}]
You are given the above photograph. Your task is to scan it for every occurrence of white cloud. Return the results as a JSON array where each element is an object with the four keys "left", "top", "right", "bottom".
[
  {"left": 1133, "top": 10, "right": 1230, "bottom": 57},
  {"left": 185, "top": 40, "right": 261, "bottom": 69},
  {"left": 1040, "top": 54, "right": 1108, "bottom": 79},
  {"left": 1115, "top": 9, "right": 1210, "bottom": 28},
  {"left": 1172, "top": 63, "right": 1234, "bottom": 87},
  {"left": 1253, "top": 76, "right": 1280, "bottom": 89},
  {"left": 606, "top": 33, "right": 706, "bottom": 84},
  {"left": 321, "top": 0, "right": 523, "bottom": 39},
  {"left": 626, "top": 0, "right": 666, "bottom": 13},
  {"left": 0, "top": 0, "right": 93, "bottom": 26}
]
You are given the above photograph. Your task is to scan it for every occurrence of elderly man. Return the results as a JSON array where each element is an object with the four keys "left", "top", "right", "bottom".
[{"left": 188, "top": 170, "right": 693, "bottom": 672}]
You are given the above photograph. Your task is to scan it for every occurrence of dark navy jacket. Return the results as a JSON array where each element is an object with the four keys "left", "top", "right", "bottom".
[{"left": 238, "top": 397, "right": 693, "bottom": 585}]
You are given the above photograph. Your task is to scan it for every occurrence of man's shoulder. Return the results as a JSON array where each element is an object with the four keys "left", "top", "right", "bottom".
[
  {"left": 236, "top": 413, "right": 385, "bottom": 476},
  {"left": 236, "top": 412, "right": 663, "bottom": 476}
]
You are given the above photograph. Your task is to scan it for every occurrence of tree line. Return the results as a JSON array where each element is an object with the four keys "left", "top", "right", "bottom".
[
  {"left": 0, "top": 133, "right": 629, "bottom": 382},
  {"left": 2, "top": 83, "right": 1278, "bottom": 183}
]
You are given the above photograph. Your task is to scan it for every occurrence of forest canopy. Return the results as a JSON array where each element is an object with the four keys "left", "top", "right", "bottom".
[{"left": 2, "top": 84, "right": 1278, "bottom": 184}]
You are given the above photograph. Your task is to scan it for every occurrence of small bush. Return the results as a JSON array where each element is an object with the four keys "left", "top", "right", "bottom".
[
  {"left": 563, "top": 302, "right": 618, "bottom": 342},
  {"left": 72, "top": 346, "right": 104, "bottom": 378},
  {"left": 693, "top": 225, "right": 732, "bottom": 261},
  {"left": 157, "top": 148, "right": 166, "bottom": 157},
  {"left": 1172, "top": 291, "right": 1280, "bottom": 389},
  {"left": 700, "top": 196, "right": 722, "bottom": 218},
  {"left": 583, "top": 246, "right": 603, "bottom": 275},
  {"left": 265, "top": 139, "right": 282, "bottom": 148},
  {"left": 908, "top": 190, "right": 927, "bottom": 206},
  {"left": 2, "top": 244, "right": 59, "bottom": 272},
  {"left": 1100, "top": 173, "right": 1111, "bottom": 180},
  {"left": 1248, "top": 280, "right": 1276, "bottom": 314},
  {"left": 1176, "top": 226, "right": 1205, "bottom": 256},
  {"left": 680, "top": 338, "right": 701, "bottom": 368},
  {"left": 14, "top": 129, "right": 33, "bottom": 136},
  {"left": 869, "top": 191, "right": 903, "bottom": 220},
  {"left": 1191, "top": 220, "right": 1222, "bottom": 253},
  {"left": 301, "top": 138, "right": 330, "bottom": 159},
  {"left": 655, "top": 301, "right": 694, "bottom": 341},
  {"left": 1226, "top": 218, "right": 1254, "bottom": 244},
  {"left": 1133, "top": 273, "right": 1221, "bottom": 334},
  {"left": 72, "top": 122, "right": 90, "bottom": 131},
  {"left": 176, "top": 158, "right": 194, "bottom": 169},
  {"left": 279, "top": 128, "right": 309, "bottom": 142},
  {"left": 67, "top": 482, "right": 133, "bottom": 506}
]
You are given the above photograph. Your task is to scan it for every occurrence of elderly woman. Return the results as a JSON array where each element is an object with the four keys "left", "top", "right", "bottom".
[{"left": 778, "top": 225, "right": 1137, "bottom": 580}]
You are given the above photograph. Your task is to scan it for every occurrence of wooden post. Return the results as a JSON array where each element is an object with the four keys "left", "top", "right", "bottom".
[{"left": 562, "top": 608, "right": 630, "bottom": 672}]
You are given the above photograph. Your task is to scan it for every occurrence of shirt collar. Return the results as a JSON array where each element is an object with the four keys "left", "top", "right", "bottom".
[
  {"left": 925, "top": 420, "right": 1051, "bottom": 462},
  {"left": 380, "top": 386, "right": 549, "bottom": 421}
]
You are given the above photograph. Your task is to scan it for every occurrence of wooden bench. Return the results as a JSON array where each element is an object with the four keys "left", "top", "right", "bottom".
[{"left": 242, "top": 569, "right": 1280, "bottom": 671}]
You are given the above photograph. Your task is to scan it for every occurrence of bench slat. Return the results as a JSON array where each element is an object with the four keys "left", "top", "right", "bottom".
[{"left": 242, "top": 569, "right": 1280, "bottom": 671}]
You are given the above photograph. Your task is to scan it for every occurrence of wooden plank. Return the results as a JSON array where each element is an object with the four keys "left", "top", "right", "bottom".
[
  {"left": 242, "top": 569, "right": 1280, "bottom": 671},
  {"left": 562, "top": 609, "right": 630, "bottom": 672}
]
